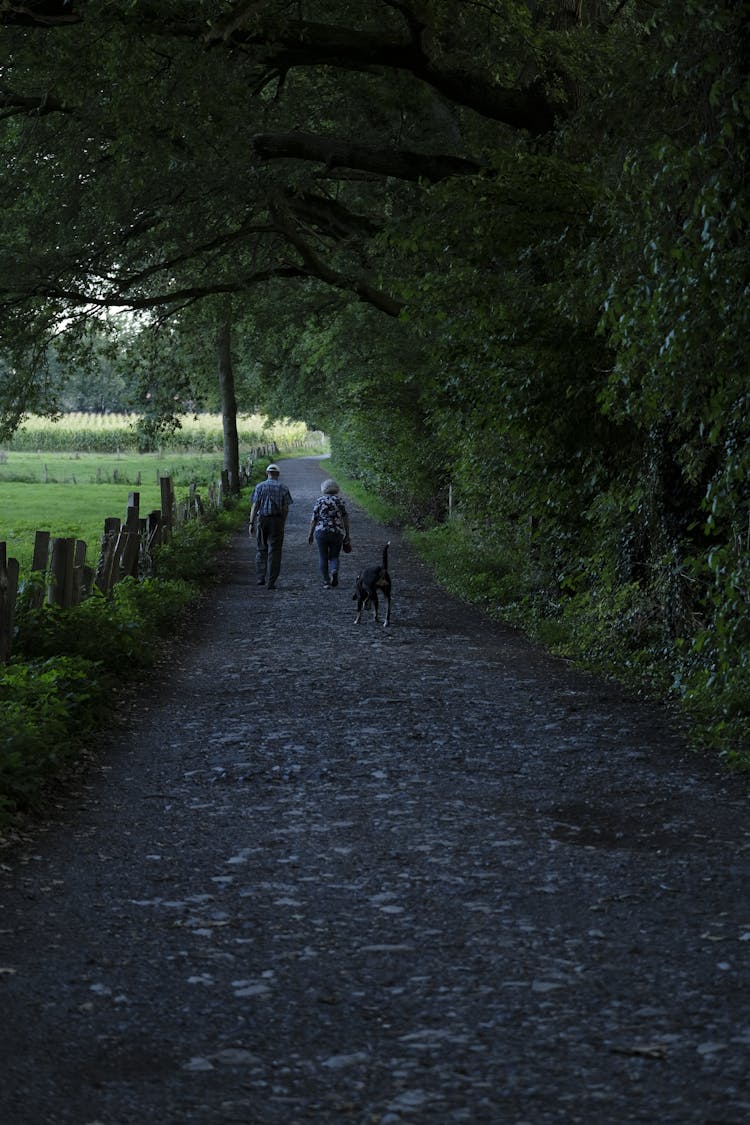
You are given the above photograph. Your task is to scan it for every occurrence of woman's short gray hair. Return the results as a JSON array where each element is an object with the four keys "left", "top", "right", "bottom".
[{"left": 321, "top": 478, "right": 340, "bottom": 495}]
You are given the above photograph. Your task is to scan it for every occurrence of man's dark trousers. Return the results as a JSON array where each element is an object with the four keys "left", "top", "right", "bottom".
[{"left": 256, "top": 514, "right": 286, "bottom": 585}]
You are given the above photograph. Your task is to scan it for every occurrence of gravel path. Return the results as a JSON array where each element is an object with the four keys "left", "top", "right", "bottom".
[{"left": 1, "top": 455, "right": 749, "bottom": 1125}]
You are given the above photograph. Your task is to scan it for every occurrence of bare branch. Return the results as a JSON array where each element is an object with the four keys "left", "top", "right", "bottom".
[
  {"left": 110, "top": 219, "right": 277, "bottom": 290},
  {"left": 284, "top": 191, "right": 381, "bottom": 240}
]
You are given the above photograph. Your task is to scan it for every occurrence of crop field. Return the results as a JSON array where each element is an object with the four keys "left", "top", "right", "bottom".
[
  {"left": 0, "top": 413, "right": 318, "bottom": 576},
  {"left": 3, "top": 412, "right": 309, "bottom": 453}
]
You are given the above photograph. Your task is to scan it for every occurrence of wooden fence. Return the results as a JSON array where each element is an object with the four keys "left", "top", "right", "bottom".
[{"left": 0, "top": 463, "right": 248, "bottom": 666}]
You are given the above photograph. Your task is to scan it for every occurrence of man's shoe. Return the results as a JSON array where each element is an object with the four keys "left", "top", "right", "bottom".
[
  {"left": 330, "top": 573, "right": 338, "bottom": 587},
  {"left": 322, "top": 582, "right": 331, "bottom": 589},
  {"left": 267, "top": 582, "right": 276, "bottom": 590},
  {"left": 256, "top": 578, "right": 265, "bottom": 586}
]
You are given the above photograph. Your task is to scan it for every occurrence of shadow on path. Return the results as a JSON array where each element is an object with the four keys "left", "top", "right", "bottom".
[{"left": 1, "top": 456, "right": 749, "bottom": 1124}]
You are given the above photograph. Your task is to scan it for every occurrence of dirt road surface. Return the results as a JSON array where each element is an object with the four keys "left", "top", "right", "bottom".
[{"left": 1, "top": 456, "right": 749, "bottom": 1124}]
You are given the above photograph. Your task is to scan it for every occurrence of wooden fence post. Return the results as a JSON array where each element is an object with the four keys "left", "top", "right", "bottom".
[
  {"left": 32, "top": 530, "right": 51, "bottom": 572},
  {"left": 26, "top": 530, "right": 51, "bottom": 609},
  {"left": 0, "top": 543, "right": 20, "bottom": 664},
  {"left": 146, "top": 510, "right": 163, "bottom": 550},
  {"left": 219, "top": 469, "right": 230, "bottom": 508},
  {"left": 47, "top": 537, "right": 75, "bottom": 608},
  {"left": 95, "top": 517, "right": 122, "bottom": 595},
  {"left": 115, "top": 529, "right": 140, "bottom": 583},
  {"left": 185, "top": 483, "right": 204, "bottom": 519},
  {"left": 125, "top": 491, "right": 140, "bottom": 532},
  {"left": 72, "top": 540, "right": 88, "bottom": 605},
  {"left": 160, "top": 476, "right": 174, "bottom": 542}
]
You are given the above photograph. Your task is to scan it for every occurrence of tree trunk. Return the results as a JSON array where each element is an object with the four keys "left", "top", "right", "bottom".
[{"left": 217, "top": 313, "right": 241, "bottom": 496}]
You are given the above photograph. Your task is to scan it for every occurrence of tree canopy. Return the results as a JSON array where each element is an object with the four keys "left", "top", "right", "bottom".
[{"left": 1, "top": 0, "right": 749, "bottom": 748}]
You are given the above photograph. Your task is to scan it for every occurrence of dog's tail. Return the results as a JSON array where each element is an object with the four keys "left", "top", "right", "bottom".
[{"left": 383, "top": 541, "right": 390, "bottom": 570}]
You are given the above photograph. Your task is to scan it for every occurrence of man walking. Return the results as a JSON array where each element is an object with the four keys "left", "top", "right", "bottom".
[{"left": 249, "top": 463, "right": 293, "bottom": 589}]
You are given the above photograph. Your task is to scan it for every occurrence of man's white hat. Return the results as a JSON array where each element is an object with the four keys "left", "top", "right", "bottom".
[{"left": 266, "top": 463, "right": 279, "bottom": 473}]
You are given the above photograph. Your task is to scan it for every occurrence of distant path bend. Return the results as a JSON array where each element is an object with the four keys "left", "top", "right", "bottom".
[{"left": 1, "top": 455, "right": 748, "bottom": 1124}]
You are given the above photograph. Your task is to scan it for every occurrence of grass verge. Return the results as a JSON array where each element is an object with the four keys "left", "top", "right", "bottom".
[
  {"left": 324, "top": 462, "right": 403, "bottom": 526},
  {"left": 334, "top": 474, "right": 750, "bottom": 770}
]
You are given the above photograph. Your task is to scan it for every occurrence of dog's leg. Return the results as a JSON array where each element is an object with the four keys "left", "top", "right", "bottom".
[
  {"left": 383, "top": 592, "right": 391, "bottom": 628},
  {"left": 371, "top": 591, "right": 379, "bottom": 624},
  {"left": 354, "top": 599, "right": 363, "bottom": 624}
]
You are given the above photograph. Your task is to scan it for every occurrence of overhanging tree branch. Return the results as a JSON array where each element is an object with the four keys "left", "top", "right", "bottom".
[
  {"left": 134, "top": 9, "right": 559, "bottom": 134},
  {"left": 284, "top": 190, "right": 381, "bottom": 240},
  {"left": 272, "top": 206, "right": 404, "bottom": 317},
  {"left": 1, "top": 245, "right": 403, "bottom": 317},
  {"left": 107, "top": 219, "right": 278, "bottom": 291},
  {"left": 9, "top": 4, "right": 560, "bottom": 134},
  {"left": 253, "top": 132, "right": 485, "bottom": 183},
  {"left": 0, "top": 90, "right": 73, "bottom": 117},
  {"left": 0, "top": 268, "right": 309, "bottom": 313},
  {"left": 0, "top": 2, "right": 80, "bottom": 27}
]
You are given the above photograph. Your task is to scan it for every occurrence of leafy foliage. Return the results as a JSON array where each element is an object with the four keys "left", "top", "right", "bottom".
[
  {"left": 0, "top": 656, "right": 106, "bottom": 820},
  {"left": 1, "top": 499, "right": 248, "bottom": 825},
  {"left": 1, "top": 1, "right": 748, "bottom": 760}
]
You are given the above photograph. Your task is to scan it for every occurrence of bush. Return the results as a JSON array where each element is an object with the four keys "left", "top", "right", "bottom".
[
  {"left": 0, "top": 656, "right": 107, "bottom": 819},
  {"left": 14, "top": 578, "right": 196, "bottom": 673},
  {"left": 152, "top": 508, "right": 242, "bottom": 582},
  {"left": 1, "top": 502, "right": 247, "bottom": 827},
  {"left": 407, "top": 520, "right": 539, "bottom": 610}
]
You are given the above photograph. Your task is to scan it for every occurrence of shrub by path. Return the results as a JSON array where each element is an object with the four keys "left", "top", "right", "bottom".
[{"left": 0, "top": 456, "right": 749, "bottom": 1124}]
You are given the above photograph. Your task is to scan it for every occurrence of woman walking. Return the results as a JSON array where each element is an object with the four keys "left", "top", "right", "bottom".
[{"left": 308, "top": 478, "right": 351, "bottom": 588}]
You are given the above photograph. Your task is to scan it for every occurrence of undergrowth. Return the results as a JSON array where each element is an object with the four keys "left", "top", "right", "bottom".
[
  {"left": 0, "top": 499, "right": 249, "bottom": 828},
  {"left": 344, "top": 483, "right": 749, "bottom": 772},
  {"left": 325, "top": 462, "right": 403, "bottom": 527}
]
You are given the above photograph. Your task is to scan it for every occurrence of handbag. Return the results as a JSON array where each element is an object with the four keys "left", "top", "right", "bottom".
[{"left": 342, "top": 536, "right": 352, "bottom": 553}]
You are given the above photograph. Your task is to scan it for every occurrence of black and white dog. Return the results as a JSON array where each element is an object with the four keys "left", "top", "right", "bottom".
[{"left": 353, "top": 542, "right": 391, "bottom": 627}]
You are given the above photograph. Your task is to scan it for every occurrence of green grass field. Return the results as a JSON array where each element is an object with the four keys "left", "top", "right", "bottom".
[
  {"left": 0, "top": 450, "right": 228, "bottom": 487},
  {"left": 0, "top": 452, "right": 227, "bottom": 566},
  {"left": 0, "top": 481, "right": 169, "bottom": 574},
  {"left": 0, "top": 413, "right": 323, "bottom": 576},
  {"left": 0, "top": 463, "right": 232, "bottom": 576}
]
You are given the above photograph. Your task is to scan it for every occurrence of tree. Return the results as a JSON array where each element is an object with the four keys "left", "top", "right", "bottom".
[
  {"left": 0, "top": 1, "right": 598, "bottom": 324},
  {"left": 0, "top": 0, "right": 574, "bottom": 462},
  {"left": 2, "top": 0, "right": 749, "bottom": 745},
  {"left": 216, "top": 310, "right": 241, "bottom": 494}
]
